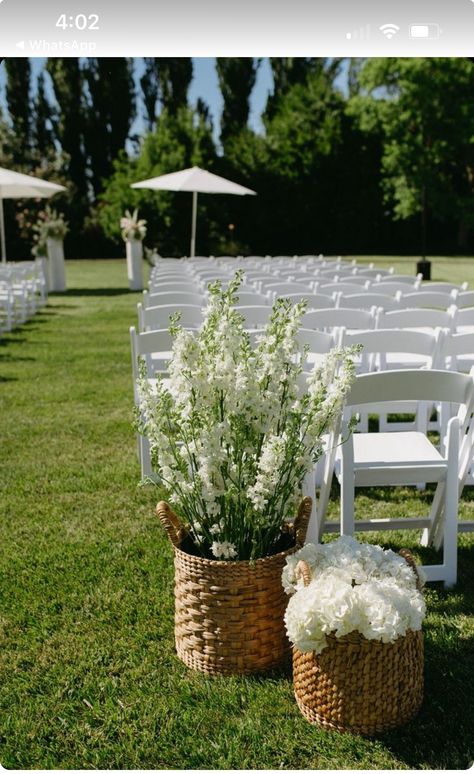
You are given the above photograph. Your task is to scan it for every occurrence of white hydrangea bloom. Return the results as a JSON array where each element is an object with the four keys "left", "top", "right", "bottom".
[{"left": 283, "top": 538, "right": 426, "bottom": 651}]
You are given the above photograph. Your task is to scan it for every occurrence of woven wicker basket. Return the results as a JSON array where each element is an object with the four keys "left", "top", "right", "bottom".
[
  {"left": 157, "top": 497, "right": 312, "bottom": 676},
  {"left": 292, "top": 553, "right": 424, "bottom": 736}
]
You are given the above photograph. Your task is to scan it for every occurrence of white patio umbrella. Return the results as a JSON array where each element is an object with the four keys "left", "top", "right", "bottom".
[
  {"left": 0, "top": 167, "right": 66, "bottom": 262},
  {"left": 131, "top": 166, "right": 256, "bottom": 258}
]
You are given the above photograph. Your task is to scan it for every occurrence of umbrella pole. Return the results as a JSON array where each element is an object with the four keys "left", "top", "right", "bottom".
[
  {"left": 0, "top": 198, "right": 6, "bottom": 262},
  {"left": 190, "top": 190, "right": 197, "bottom": 258}
]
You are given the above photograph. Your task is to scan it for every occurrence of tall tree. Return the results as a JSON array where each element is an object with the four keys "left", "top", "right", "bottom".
[
  {"left": 265, "top": 58, "right": 342, "bottom": 119},
  {"left": 84, "top": 58, "right": 136, "bottom": 195},
  {"left": 350, "top": 58, "right": 474, "bottom": 252},
  {"left": 141, "top": 58, "right": 160, "bottom": 130},
  {"left": 46, "top": 58, "right": 88, "bottom": 200},
  {"left": 4, "top": 59, "right": 32, "bottom": 164},
  {"left": 32, "top": 72, "right": 56, "bottom": 162},
  {"left": 216, "top": 58, "right": 259, "bottom": 146},
  {"left": 156, "top": 59, "right": 193, "bottom": 115}
]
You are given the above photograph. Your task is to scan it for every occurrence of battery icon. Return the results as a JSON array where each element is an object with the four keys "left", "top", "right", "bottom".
[{"left": 409, "top": 23, "right": 441, "bottom": 39}]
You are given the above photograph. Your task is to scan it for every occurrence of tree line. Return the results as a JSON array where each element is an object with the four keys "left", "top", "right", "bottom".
[{"left": 1, "top": 57, "right": 473, "bottom": 258}]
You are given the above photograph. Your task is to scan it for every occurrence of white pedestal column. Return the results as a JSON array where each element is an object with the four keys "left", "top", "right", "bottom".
[
  {"left": 47, "top": 239, "right": 66, "bottom": 292},
  {"left": 126, "top": 239, "right": 143, "bottom": 291}
]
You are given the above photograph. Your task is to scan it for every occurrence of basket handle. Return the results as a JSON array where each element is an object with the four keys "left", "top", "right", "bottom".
[
  {"left": 156, "top": 501, "right": 186, "bottom": 547},
  {"left": 399, "top": 548, "right": 424, "bottom": 592},
  {"left": 295, "top": 559, "right": 312, "bottom": 587},
  {"left": 294, "top": 496, "right": 312, "bottom": 548}
]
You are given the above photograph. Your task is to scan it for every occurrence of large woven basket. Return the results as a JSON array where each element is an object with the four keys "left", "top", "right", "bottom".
[
  {"left": 157, "top": 497, "right": 312, "bottom": 676},
  {"left": 292, "top": 553, "right": 424, "bottom": 736}
]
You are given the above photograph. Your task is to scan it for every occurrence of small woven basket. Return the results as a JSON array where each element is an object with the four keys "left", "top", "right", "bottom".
[
  {"left": 157, "top": 497, "right": 312, "bottom": 676},
  {"left": 292, "top": 552, "right": 424, "bottom": 736}
]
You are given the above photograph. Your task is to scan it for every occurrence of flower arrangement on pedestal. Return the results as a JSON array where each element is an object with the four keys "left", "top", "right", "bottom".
[
  {"left": 31, "top": 206, "right": 69, "bottom": 258},
  {"left": 121, "top": 209, "right": 146, "bottom": 290},
  {"left": 120, "top": 209, "right": 147, "bottom": 242}
]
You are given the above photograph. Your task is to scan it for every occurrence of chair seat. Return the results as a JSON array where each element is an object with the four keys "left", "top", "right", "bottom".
[{"left": 349, "top": 431, "right": 446, "bottom": 485}]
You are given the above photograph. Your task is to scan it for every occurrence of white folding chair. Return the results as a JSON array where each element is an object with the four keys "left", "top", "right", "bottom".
[
  {"left": 417, "top": 281, "right": 467, "bottom": 294},
  {"left": 337, "top": 293, "right": 400, "bottom": 312},
  {"left": 455, "top": 307, "right": 474, "bottom": 333},
  {"left": 138, "top": 303, "right": 203, "bottom": 332},
  {"left": 303, "top": 307, "right": 376, "bottom": 332},
  {"left": 235, "top": 305, "right": 272, "bottom": 328},
  {"left": 397, "top": 291, "right": 457, "bottom": 310},
  {"left": 143, "top": 290, "right": 205, "bottom": 308},
  {"left": 130, "top": 326, "right": 176, "bottom": 478},
  {"left": 315, "top": 281, "right": 370, "bottom": 295},
  {"left": 335, "top": 369, "right": 474, "bottom": 588},
  {"left": 377, "top": 306, "right": 457, "bottom": 333},
  {"left": 454, "top": 290, "right": 474, "bottom": 309},
  {"left": 341, "top": 327, "right": 445, "bottom": 434}
]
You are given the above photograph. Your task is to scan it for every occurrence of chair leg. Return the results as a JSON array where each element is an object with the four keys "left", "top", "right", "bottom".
[
  {"left": 442, "top": 420, "right": 460, "bottom": 588},
  {"left": 302, "top": 468, "right": 318, "bottom": 543},
  {"left": 138, "top": 434, "right": 152, "bottom": 478},
  {"left": 340, "top": 436, "right": 355, "bottom": 536}
]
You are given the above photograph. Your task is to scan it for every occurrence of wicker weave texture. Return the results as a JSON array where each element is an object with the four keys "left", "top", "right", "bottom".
[
  {"left": 293, "top": 629, "right": 424, "bottom": 736},
  {"left": 174, "top": 545, "right": 294, "bottom": 674},
  {"left": 157, "top": 498, "right": 312, "bottom": 676}
]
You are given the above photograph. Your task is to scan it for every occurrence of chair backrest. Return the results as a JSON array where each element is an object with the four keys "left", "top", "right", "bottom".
[
  {"left": 417, "top": 281, "right": 467, "bottom": 293},
  {"left": 455, "top": 290, "right": 474, "bottom": 308},
  {"left": 353, "top": 267, "right": 393, "bottom": 278},
  {"left": 130, "top": 325, "right": 175, "bottom": 399},
  {"left": 143, "top": 290, "right": 204, "bottom": 308},
  {"left": 442, "top": 332, "right": 474, "bottom": 371},
  {"left": 346, "top": 368, "right": 474, "bottom": 410},
  {"left": 234, "top": 305, "right": 272, "bottom": 327},
  {"left": 280, "top": 292, "right": 336, "bottom": 309},
  {"left": 303, "top": 307, "right": 376, "bottom": 331},
  {"left": 337, "top": 293, "right": 400, "bottom": 311},
  {"left": 295, "top": 327, "right": 342, "bottom": 355},
  {"left": 398, "top": 291, "right": 456, "bottom": 309},
  {"left": 234, "top": 291, "right": 269, "bottom": 305},
  {"left": 316, "top": 282, "right": 369, "bottom": 295},
  {"left": 375, "top": 281, "right": 419, "bottom": 294},
  {"left": 147, "top": 281, "right": 199, "bottom": 294},
  {"left": 342, "top": 327, "right": 443, "bottom": 371},
  {"left": 375, "top": 273, "right": 421, "bottom": 285},
  {"left": 138, "top": 303, "right": 203, "bottom": 332},
  {"left": 262, "top": 281, "right": 307, "bottom": 296},
  {"left": 377, "top": 307, "right": 457, "bottom": 331}
]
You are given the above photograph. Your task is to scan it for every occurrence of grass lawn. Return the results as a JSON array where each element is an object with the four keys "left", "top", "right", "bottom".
[{"left": 1, "top": 257, "right": 473, "bottom": 769}]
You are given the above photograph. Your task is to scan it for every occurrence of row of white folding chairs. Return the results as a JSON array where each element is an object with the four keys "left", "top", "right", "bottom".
[
  {"left": 0, "top": 260, "right": 47, "bottom": 332},
  {"left": 130, "top": 319, "right": 474, "bottom": 588}
]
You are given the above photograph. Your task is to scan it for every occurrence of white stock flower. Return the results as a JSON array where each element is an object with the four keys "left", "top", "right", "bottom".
[{"left": 211, "top": 541, "right": 238, "bottom": 559}]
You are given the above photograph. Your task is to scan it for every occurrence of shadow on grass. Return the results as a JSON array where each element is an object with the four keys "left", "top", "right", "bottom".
[
  {"left": 382, "top": 638, "right": 474, "bottom": 768},
  {"left": 54, "top": 288, "right": 132, "bottom": 298},
  {"left": 0, "top": 374, "right": 18, "bottom": 382}
]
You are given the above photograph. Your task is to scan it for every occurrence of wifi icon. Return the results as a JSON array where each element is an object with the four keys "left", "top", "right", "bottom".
[{"left": 379, "top": 23, "right": 400, "bottom": 39}]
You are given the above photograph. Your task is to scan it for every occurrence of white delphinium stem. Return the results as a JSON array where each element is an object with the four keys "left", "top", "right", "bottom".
[{"left": 136, "top": 271, "right": 359, "bottom": 561}]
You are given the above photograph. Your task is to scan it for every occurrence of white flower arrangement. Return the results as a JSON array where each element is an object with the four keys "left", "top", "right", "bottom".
[
  {"left": 121, "top": 209, "right": 147, "bottom": 242},
  {"left": 283, "top": 537, "right": 426, "bottom": 653},
  {"left": 136, "top": 272, "right": 358, "bottom": 561}
]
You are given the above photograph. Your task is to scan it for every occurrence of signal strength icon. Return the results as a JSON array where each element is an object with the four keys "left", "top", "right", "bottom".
[
  {"left": 346, "top": 24, "right": 371, "bottom": 40},
  {"left": 379, "top": 23, "right": 400, "bottom": 39}
]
